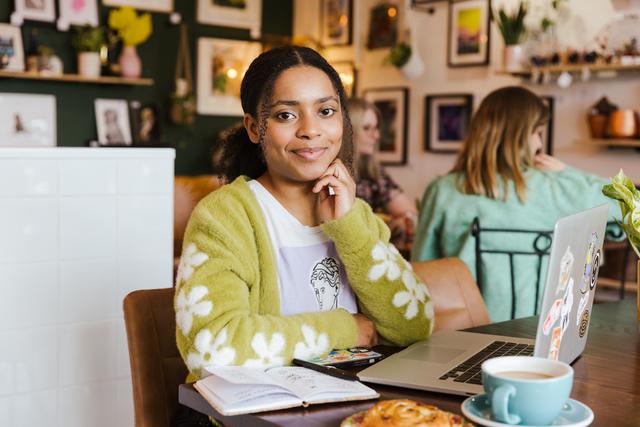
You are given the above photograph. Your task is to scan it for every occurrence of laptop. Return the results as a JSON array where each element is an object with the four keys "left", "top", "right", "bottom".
[{"left": 358, "top": 204, "right": 608, "bottom": 396}]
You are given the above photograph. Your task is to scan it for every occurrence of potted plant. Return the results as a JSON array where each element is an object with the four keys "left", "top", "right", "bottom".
[
  {"left": 385, "top": 38, "right": 424, "bottom": 80},
  {"left": 495, "top": 2, "right": 527, "bottom": 71},
  {"left": 71, "top": 25, "right": 104, "bottom": 78},
  {"left": 108, "top": 7, "right": 152, "bottom": 78}
]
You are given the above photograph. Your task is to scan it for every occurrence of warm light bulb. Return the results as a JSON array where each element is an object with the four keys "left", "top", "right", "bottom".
[
  {"left": 340, "top": 73, "right": 353, "bottom": 85},
  {"left": 339, "top": 14, "right": 348, "bottom": 26},
  {"left": 388, "top": 7, "right": 397, "bottom": 18},
  {"left": 227, "top": 68, "right": 238, "bottom": 79}
]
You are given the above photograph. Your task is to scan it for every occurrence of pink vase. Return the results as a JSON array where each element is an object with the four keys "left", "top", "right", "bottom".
[{"left": 119, "top": 46, "right": 142, "bottom": 78}]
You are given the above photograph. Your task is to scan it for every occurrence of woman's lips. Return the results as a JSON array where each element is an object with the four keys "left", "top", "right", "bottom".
[{"left": 292, "top": 147, "right": 327, "bottom": 160}]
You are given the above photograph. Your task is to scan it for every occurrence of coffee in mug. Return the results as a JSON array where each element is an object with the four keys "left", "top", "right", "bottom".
[{"left": 482, "top": 356, "right": 573, "bottom": 425}]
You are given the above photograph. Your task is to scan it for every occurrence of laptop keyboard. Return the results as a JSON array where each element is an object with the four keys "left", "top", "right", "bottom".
[{"left": 438, "top": 341, "right": 534, "bottom": 385}]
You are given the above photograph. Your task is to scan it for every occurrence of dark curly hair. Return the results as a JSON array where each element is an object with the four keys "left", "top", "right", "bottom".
[{"left": 217, "top": 45, "right": 354, "bottom": 181}]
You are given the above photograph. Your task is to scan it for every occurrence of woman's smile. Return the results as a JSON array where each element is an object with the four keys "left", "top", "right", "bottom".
[{"left": 291, "top": 146, "right": 328, "bottom": 161}]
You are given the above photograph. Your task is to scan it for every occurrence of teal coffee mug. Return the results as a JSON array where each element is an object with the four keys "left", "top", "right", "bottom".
[{"left": 482, "top": 356, "right": 573, "bottom": 425}]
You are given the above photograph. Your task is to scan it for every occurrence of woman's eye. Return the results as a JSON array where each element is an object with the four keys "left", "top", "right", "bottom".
[
  {"left": 320, "top": 108, "right": 336, "bottom": 117},
  {"left": 276, "top": 112, "right": 295, "bottom": 120}
]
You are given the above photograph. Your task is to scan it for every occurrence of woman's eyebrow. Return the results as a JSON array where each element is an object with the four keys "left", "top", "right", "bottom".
[{"left": 270, "top": 96, "right": 339, "bottom": 108}]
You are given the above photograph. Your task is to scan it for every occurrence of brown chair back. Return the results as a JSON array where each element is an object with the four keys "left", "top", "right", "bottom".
[
  {"left": 412, "top": 258, "right": 490, "bottom": 331},
  {"left": 123, "top": 288, "right": 187, "bottom": 427}
]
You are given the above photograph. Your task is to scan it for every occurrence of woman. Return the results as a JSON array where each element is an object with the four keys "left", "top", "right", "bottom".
[
  {"left": 175, "top": 46, "right": 434, "bottom": 386},
  {"left": 349, "top": 98, "right": 417, "bottom": 246},
  {"left": 411, "top": 86, "right": 619, "bottom": 322}
]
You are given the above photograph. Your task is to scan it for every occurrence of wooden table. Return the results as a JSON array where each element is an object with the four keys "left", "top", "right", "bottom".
[{"left": 179, "top": 299, "right": 640, "bottom": 426}]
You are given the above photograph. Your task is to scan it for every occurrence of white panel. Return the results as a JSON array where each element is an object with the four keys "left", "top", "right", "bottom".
[
  {"left": 0, "top": 199, "right": 58, "bottom": 263},
  {"left": 117, "top": 158, "right": 173, "bottom": 194},
  {"left": 116, "top": 319, "right": 131, "bottom": 378},
  {"left": 0, "top": 263, "right": 58, "bottom": 331},
  {"left": 118, "top": 257, "right": 172, "bottom": 300},
  {"left": 59, "top": 159, "right": 117, "bottom": 196},
  {"left": 59, "top": 196, "right": 117, "bottom": 260},
  {"left": 59, "top": 259, "right": 118, "bottom": 323},
  {"left": 0, "top": 159, "right": 58, "bottom": 196},
  {"left": 116, "top": 379, "right": 135, "bottom": 427},
  {"left": 59, "top": 382, "right": 118, "bottom": 427},
  {"left": 0, "top": 327, "right": 58, "bottom": 396},
  {"left": 58, "top": 321, "right": 118, "bottom": 386},
  {"left": 0, "top": 389, "right": 58, "bottom": 427},
  {"left": 118, "top": 195, "right": 172, "bottom": 259}
]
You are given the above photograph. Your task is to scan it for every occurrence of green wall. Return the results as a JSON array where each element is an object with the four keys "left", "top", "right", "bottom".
[{"left": 0, "top": 1, "right": 292, "bottom": 174}]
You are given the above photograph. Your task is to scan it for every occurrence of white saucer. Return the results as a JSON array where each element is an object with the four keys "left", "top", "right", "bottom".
[{"left": 461, "top": 394, "right": 594, "bottom": 427}]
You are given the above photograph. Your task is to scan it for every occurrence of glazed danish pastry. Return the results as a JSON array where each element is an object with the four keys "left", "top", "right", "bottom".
[{"left": 353, "top": 399, "right": 473, "bottom": 427}]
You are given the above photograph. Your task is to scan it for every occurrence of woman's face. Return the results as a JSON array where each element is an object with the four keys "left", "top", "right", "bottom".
[
  {"left": 254, "top": 65, "right": 343, "bottom": 183},
  {"left": 529, "top": 126, "right": 544, "bottom": 157},
  {"left": 356, "top": 108, "right": 380, "bottom": 156}
]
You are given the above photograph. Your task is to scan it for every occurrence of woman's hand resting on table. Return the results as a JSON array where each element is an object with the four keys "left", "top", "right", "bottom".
[{"left": 353, "top": 313, "right": 378, "bottom": 347}]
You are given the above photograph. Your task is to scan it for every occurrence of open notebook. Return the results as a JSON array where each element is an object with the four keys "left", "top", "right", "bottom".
[{"left": 194, "top": 365, "right": 379, "bottom": 416}]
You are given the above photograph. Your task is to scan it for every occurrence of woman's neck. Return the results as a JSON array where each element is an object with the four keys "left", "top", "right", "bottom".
[{"left": 257, "top": 173, "right": 320, "bottom": 227}]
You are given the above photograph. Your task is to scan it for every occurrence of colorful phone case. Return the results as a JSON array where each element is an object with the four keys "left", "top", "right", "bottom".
[{"left": 306, "top": 348, "right": 383, "bottom": 368}]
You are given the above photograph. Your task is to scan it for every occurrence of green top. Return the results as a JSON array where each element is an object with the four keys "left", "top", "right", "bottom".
[
  {"left": 175, "top": 177, "right": 434, "bottom": 382},
  {"left": 411, "top": 167, "right": 621, "bottom": 322}
]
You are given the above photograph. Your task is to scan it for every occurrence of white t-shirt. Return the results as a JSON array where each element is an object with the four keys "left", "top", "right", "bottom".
[{"left": 248, "top": 180, "right": 358, "bottom": 316}]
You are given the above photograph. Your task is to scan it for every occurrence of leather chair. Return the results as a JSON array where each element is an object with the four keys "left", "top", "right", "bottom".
[
  {"left": 123, "top": 288, "right": 187, "bottom": 427},
  {"left": 412, "top": 258, "right": 490, "bottom": 331}
]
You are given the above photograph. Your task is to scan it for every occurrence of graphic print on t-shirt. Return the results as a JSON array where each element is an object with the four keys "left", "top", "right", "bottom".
[{"left": 310, "top": 257, "right": 341, "bottom": 310}]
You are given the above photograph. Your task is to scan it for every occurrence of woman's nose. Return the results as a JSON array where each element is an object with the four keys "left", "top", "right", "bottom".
[{"left": 296, "top": 114, "right": 321, "bottom": 139}]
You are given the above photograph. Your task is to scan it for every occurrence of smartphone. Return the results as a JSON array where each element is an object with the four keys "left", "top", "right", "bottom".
[{"left": 304, "top": 348, "right": 384, "bottom": 369}]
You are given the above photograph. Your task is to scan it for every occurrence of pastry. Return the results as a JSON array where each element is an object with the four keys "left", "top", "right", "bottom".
[{"left": 346, "top": 399, "right": 473, "bottom": 427}]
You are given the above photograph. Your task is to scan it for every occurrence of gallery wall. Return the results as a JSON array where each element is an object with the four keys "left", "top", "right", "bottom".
[
  {"left": 295, "top": 0, "right": 640, "bottom": 203},
  {"left": 0, "top": 1, "right": 292, "bottom": 175}
]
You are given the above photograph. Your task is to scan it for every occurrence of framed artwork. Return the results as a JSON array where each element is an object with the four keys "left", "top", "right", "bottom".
[
  {"left": 58, "top": 0, "right": 98, "bottom": 28},
  {"left": 197, "top": 0, "right": 262, "bottom": 37},
  {"left": 94, "top": 99, "right": 133, "bottom": 146},
  {"left": 320, "top": 0, "right": 352, "bottom": 47},
  {"left": 447, "top": 0, "right": 490, "bottom": 67},
  {"left": 0, "top": 93, "right": 56, "bottom": 147},
  {"left": 102, "top": 0, "right": 173, "bottom": 12},
  {"left": 541, "top": 95, "right": 554, "bottom": 155},
  {"left": 14, "top": 0, "right": 56, "bottom": 23},
  {"left": 0, "top": 24, "right": 25, "bottom": 72},
  {"left": 363, "top": 87, "right": 409, "bottom": 166},
  {"left": 367, "top": 2, "right": 399, "bottom": 49},
  {"left": 132, "top": 103, "right": 162, "bottom": 145},
  {"left": 196, "top": 37, "right": 262, "bottom": 116},
  {"left": 332, "top": 61, "right": 357, "bottom": 98},
  {"left": 424, "top": 93, "right": 473, "bottom": 153}
]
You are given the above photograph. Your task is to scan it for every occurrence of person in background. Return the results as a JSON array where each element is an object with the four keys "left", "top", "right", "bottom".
[
  {"left": 174, "top": 46, "right": 434, "bottom": 425},
  {"left": 349, "top": 98, "right": 418, "bottom": 248},
  {"left": 411, "top": 86, "right": 620, "bottom": 322}
]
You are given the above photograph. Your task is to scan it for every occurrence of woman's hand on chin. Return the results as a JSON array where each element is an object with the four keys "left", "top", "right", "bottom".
[
  {"left": 534, "top": 153, "right": 566, "bottom": 172},
  {"left": 313, "top": 159, "right": 356, "bottom": 222}
]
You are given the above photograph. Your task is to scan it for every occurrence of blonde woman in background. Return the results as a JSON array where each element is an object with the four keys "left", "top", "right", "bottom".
[
  {"left": 411, "top": 86, "right": 621, "bottom": 322},
  {"left": 349, "top": 98, "right": 417, "bottom": 247}
]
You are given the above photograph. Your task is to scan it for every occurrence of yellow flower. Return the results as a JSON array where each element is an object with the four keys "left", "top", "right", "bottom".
[{"left": 108, "top": 7, "right": 152, "bottom": 47}]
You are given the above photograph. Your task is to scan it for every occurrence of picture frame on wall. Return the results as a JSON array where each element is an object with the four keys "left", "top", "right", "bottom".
[
  {"left": 197, "top": 0, "right": 262, "bottom": 37},
  {"left": 196, "top": 37, "right": 262, "bottom": 117},
  {"left": 540, "top": 95, "right": 554, "bottom": 155},
  {"left": 132, "top": 102, "right": 162, "bottom": 145},
  {"left": 367, "top": 2, "right": 399, "bottom": 49},
  {"left": 320, "top": 0, "right": 352, "bottom": 47},
  {"left": 14, "top": 0, "right": 56, "bottom": 23},
  {"left": 447, "top": 0, "right": 490, "bottom": 67},
  {"left": 58, "top": 0, "right": 99, "bottom": 28},
  {"left": 363, "top": 87, "right": 409, "bottom": 166},
  {"left": 332, "top": 61, "right": 357, "bottom": 98},
  {"left": 0, "top": 24, "right": 25, "bottom": 72},
  {"left": 424, "top": 93, "right": 473, "bottom": 153},
  {"left": 102, "top": 0, "right": 173, "bottom": 12},
  {"left": 94, "top": 99, "right": 133, "bottom": 146},
  {"left": 0, "top": 93, "right": 56, "bottom": 147}
]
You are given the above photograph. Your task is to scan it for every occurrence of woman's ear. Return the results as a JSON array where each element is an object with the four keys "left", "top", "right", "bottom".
[{"left": 243, "top": 114, "right": 260, "bottom": 144}]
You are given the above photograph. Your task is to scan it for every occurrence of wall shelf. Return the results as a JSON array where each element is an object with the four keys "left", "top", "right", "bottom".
[
  {"left": 576, "top": 138, "right": 640, "bottom": 148},
  {"left": 497, "top": 63, "right": 640, "bottom": 78},
  {"left": 0, "top": 70, "right": 154, "bottom": 86}
]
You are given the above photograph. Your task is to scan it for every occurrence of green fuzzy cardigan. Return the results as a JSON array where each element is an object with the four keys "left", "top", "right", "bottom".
[{"left": 175, "top": 177, "right": 434, "bottom": 382}]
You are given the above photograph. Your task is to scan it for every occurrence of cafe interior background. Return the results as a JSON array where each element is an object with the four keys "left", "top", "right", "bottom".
[{"left": 0, "top": 0, "right": 639, "bottom": 425}]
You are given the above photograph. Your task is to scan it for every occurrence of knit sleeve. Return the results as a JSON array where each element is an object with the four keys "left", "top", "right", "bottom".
[
  {"left": 174, "top": 188, "right": 357, "bottom": 381},
  {"left": 321, "top": 200, "right": 434, "bottom": 347},
  {"left": 411, "top": 177, "right": 446, "bottom": 262}
]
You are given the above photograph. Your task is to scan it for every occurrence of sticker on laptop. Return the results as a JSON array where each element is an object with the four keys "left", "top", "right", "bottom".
[
  {"left": 549, "top": 326, "right": 562, "bottom": 360},
  {"left": 560, "top": 278, "right": 574, "bottom": 336},
  {"left": 579, "top": 232, "right": 598, "bottom": 295},
  {"left": 590, "top": 249, "right": 601, "bottom": 291},
  {"left": 578, "top": 310, "right": 590, "bottom": 338},
  {"left": 576, "top": 290, "right": 590, "bottom": 326},
  {"left": 556, "top": 246, "right": 575, "bottom": 295},
  {"left": 543, "top": 298, "right": 563, "bottom": 335}
]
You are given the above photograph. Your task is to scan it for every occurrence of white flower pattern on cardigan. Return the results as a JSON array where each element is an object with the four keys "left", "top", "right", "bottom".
[
  {"left": 176, "top": 285, "right": 213, "bottom": 336},
  {"left": 186, "top": 327, "right": 236, "bottom": 374},
  {"left": 393, "top": 270, "right": 429, "bottom": 320},
  {"left": 176, "top": 243, "right": 209, "bottom": 285},
  {"left": 368, "top": 241, "right": 402, "bottom": 281},
  {"left": 293, "top": 325, "right": 330, "bottom": 360},
  {"left": 243, "top": 332, "right": 286, "bottom": 368}
]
